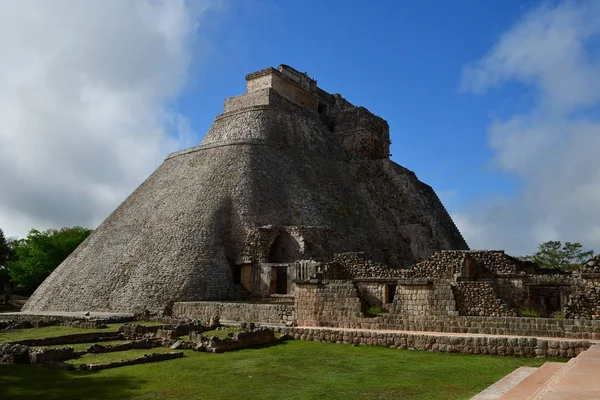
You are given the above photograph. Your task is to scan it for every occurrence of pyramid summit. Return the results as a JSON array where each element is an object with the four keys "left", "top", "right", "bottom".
[{"left": 24, "top": 65, "right": 468, "bottom": 314}]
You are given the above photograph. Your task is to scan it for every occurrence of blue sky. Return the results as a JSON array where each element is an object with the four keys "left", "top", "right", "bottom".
[
  {"left": 179, "top": 0, "right": 531, "bottom": 213},
  {"left": 1, "top": 0, "right": 599, "bottom": 256}
]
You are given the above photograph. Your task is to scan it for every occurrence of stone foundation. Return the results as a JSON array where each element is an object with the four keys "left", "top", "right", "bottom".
[{"left": 171, "top": 301, "right": 294, "bottom": 325}]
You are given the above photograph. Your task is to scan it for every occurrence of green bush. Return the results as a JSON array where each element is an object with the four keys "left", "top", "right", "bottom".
[
  {"left": 361, "top": 302, "right": 389, "bottom": 317},
  {"left": 519, "top": 308, "right": 542, "bottom": 318}
]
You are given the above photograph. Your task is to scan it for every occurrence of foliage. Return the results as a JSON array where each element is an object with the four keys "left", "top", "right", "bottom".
[
  {"left": 361, "top": 301, "right": 389, "bottom": 317},
  {"left": 0, "top": 327, "right": 550, "bottom": 400},
  {"left": 6, "top": 227, "right": 93, "bottom": 293},
  {"left": 0, "top": 228, "right": 11, "bottom": 268},
  {"left": 523, "top": 241, "right": 594, "bottom": 270},
  {"left": 553, "top": 312, "right": 565, "bottom": 319},
  {"left": 0, "top": 229, "right": 16, "bottom": 299},
  {"left": 519, "top": 308, "right": 542, "bottom": 318}
]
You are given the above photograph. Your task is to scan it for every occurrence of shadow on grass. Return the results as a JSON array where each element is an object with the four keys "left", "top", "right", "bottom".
[
  {"left": 215, "top": 338, "right": 292, "bottom": 354},
  {"left": 0, "top": 364, "right": 145, "bottom": 400}
]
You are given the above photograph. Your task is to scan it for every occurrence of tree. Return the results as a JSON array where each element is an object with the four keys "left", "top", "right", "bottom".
[
  {"left": 527, "top": 241, "right": 594, "bottom": 270},
  {"left": 0, "top": 228, "right": 10, "bottom": 268},
  {"left": 7, "top": 227, "right": 93, "bottom": 293}
]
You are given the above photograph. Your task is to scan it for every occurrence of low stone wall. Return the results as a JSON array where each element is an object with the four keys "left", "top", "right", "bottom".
[
  {"left": 294, "top": 281, "right": 362, "bottom": 327},
  {"left": 320, "top": 315, "right": 600, "bottom": 340},
  {"left": 172, "top": 302, "right": 294, "bottom": 325},
  {"left": 0, "top": 314, "right": 133, "bottom": 329},
  {"left": 0, "top": 343, "right": 74, "bottom": 364},
  {"left": 11, "top": 331, "right": 121, "bottom": 347},
  {"left": 61, "top": 320, "right": 108, "bottom": 329},
  {"left": 79, "top": 352, "right": 184, "bottom": 371},
  {"left": 453, "top": 281, "right": 517, "bottom": 317},
  {"left": 29, "top": 347, "right": 74, "bottom": 364},
  {"left": 118, "top": 324, "right": 162, "bottom": 339},
  {"left": 87, "top": 340, "right": 157, "bottom": 353},
  {"left": 277, "top": 327, "right": 591, "bottom": 358},
  {"left": 200, "top": 328, "right": 276, "bottom": 353}
]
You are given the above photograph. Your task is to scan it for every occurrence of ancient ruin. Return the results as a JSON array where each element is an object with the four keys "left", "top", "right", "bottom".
[
  {"left": 22, "top": 65, "right": 600, "bottom": 327},
  {"left": 8, "top": 65, "right": 600, "bottom": 400},
  {"left": 24, "top": 64, "right": 468, "bottom": 314}
]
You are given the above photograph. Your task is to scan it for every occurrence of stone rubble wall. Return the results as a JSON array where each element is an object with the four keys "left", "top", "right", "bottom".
[
  {"left": 171, "top": 301, "right": 294, "bottom": 325},
  {"left": 325, "top": 252, "right": 400, "bottom": 280},
  {"left": 565, "top": 285, "right": 600, "bottom": 320},
  {"left": 200, "top": 328, "right": 276, "bottom": 353},
  {"left": 294, "top": 281, "right": 362, "bottom": 327},
  {"left": 453, "top": 281, "right": 517, "bottom": 317},
  {"left": 581, "top": 255, "right": 600, "bottom": 273},
  {"left": 0, "top": 343, "right": 75, "bottom": 364},
  {"left": 392, "top": 283, "right": 457, "bottom": 316},
  {"left": 275, "top": 327, "right": 590, "bottom": 358},
  {"left": 397, "top": 250, "right": 520, "bottom": 280},
  {"left": 29, "top": 347, "right": 74, "bottom": 364}
]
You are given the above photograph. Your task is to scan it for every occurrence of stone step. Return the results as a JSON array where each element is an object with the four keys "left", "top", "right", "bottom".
[
  {"left": 499, "top": 362, "right": 565, "bottom": 399},
  {"left": 470, "top": 366, "right": 537, "bottom": 399},
  {"left": 529, "top": 344, "right": 600, "bottom": 400}
]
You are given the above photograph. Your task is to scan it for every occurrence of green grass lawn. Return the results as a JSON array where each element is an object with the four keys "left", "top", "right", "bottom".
[{"left": 0, "top": 336, "right": 555, "bottom": 400}]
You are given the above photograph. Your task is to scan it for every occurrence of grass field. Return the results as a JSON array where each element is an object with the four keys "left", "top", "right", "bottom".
[{"left": 0, "top": 323, "right": 557, "bottom": 400}]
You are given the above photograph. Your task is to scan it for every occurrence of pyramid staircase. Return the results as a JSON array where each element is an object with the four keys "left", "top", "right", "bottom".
[{"left": 472, "top": 345, "right": 600, "bottom": 399}]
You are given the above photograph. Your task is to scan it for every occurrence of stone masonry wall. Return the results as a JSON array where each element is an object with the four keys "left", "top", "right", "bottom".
[
  {"left": 276, "top": 326, "right": 590, "bottom": 358},
  {"left": 171, "top": 301, "right": 294, "bottom": 325},
  {"left": 565, "top": 285, "right": 600, "bottom": 320},
  {"left": 392, "top": 283, "right": 457, "bottom": 316},
  {"left": 294, "top": 281, "right": 362, "bottom": 327},
  {"left": 453, "top": 281, "right": 517, "bottom": 317},
  {"left": 322, "top": 314, "right": 600, "bottom": 340}
]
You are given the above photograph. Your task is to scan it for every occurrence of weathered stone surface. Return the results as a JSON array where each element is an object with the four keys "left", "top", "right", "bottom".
[
  {"left": 565, "top": 284, "right": 600, "bottom": 319},
  {"left": 172, "top": 301, "right": 294, "bottom": 325},
  {"left": 196, "top": 328, "right": 276, "bottom": 353},
  {"left": 24, "top": 64, "right": 467, "bottom": 314}
]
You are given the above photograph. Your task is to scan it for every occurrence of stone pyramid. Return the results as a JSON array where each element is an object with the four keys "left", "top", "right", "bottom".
[{"left": 24, "top": 65, "right": 468, "bottom": 314}]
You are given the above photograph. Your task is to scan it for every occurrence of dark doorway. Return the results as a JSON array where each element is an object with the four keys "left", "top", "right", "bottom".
[
  {"left": 232, "top": 265, "right": 241, "bottom": 285},
  {"left": 318, "top": 101, "right": 328, "bottom": 114},
  {"left": 275, "top": 267, "right": 288, "bottom": 294},
  {"left": 385, "top": 284, "right": 397, "bottom": 304}
]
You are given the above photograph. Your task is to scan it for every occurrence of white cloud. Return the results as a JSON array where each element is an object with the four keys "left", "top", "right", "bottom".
[
  {"left": 457, "top": 0, "right": 600, "bottom": 255},
  {"left": 0, "top": 0, "right": 217, "bottom": 238}
]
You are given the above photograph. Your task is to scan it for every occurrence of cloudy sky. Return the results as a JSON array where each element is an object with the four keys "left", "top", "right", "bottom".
[{"left": 1, "top": 0, "right": 599, "bottom": 256}]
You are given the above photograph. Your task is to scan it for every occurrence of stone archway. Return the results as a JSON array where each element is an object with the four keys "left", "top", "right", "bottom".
[{"left": 268, "top": 233, "right": 300, "bottom": 263}]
